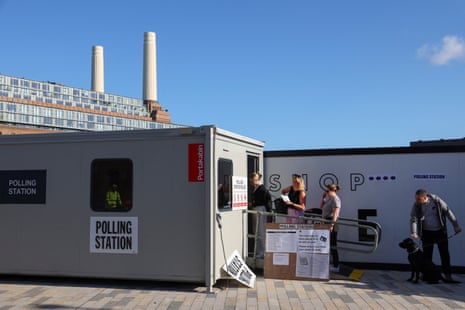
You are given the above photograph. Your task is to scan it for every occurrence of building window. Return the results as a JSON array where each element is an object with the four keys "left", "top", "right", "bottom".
[
  {"left": 10, "top": 79, "right": 18, "bottom": 86},
  {"left": 7, "top": 103, "right": 16, "bottom": 112},
  {"left": 217, "top": 158, "right": 233, "bottom": 211},
  {"left": 90, "top": 159, "right": 133, "bottom": 212}
]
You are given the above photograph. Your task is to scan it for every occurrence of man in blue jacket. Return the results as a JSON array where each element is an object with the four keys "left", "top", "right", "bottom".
[{"left": 410, "top": 189, "right": 462, "bottom": 282}]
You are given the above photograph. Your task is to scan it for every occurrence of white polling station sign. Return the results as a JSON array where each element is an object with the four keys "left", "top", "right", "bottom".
[{"left": 90, "top": 217, "right": 138, "bottom": 254}]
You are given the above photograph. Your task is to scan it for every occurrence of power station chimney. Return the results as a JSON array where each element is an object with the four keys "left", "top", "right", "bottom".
[
  {"left": 143, "top": 32, "right": 158, "bottom": 103},
  {"left": 142, "top": 32, "right": 171, "bottom": 123},
  {"left": 91, "top": 45, "right": 104, "bottom": 93}
]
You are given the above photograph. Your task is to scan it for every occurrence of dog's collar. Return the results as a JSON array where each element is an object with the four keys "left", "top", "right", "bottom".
[{"left": 408, "top": 248, "right": 420, "bottom": 255}]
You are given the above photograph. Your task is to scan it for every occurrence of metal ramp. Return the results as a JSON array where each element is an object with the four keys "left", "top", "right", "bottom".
[{"left": 245, "top": 208, "right": 382, "bottom": 271}]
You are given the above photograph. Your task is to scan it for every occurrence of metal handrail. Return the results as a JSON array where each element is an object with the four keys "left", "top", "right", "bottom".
[
  {"left": 304, "top": 211, "right": 382, "bottom": 253},
  {"left": 245, "top": 209, "right": 382, "bottom": 259}
]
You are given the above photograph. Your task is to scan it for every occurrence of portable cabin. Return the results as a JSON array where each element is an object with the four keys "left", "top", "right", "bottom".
[{"left": 0, "top": 125, "right": 264, "bottom": 289}]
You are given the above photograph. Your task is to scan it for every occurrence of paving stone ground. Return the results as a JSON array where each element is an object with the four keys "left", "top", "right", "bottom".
[{"left": 0, "top": 270, "right": 464, "bottom": 309}]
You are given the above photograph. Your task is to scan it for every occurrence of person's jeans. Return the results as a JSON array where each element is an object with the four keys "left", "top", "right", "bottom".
[
  {"left": 330, "top": 230, "right": 339, "bottom": 267},
  {"left": 252, "top": 206, "right": 267, "bottom": 258},
  {"left": 422, "top": 229, "right": 451, "bottom": 275}
]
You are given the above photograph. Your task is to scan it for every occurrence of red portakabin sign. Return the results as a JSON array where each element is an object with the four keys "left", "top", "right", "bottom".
[{"left": 188, "top": 143, "right": 204, "bottom": 182}]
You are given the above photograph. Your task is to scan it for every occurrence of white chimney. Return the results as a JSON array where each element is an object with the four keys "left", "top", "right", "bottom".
[
  {"left": 143, "top": 32, "right": 158, "bottom": 102},
  {"left": 91, "top": 45, "right": 104, "bottom": 93}
]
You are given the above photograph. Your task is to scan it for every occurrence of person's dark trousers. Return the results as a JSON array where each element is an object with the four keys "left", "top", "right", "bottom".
[
  {"left": 421, "top": 229, "right": 451, "bottom": 275},
  {"left": 330, "top": 230, "right": 339, "bottom": 267}
]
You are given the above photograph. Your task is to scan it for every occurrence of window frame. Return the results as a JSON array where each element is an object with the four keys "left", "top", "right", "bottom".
[
  {"left": 90, "top": 158, "right": 134, "bottom": 212},
  {"left": 217, "top": 158, "right": 233, "bottom": 211}
]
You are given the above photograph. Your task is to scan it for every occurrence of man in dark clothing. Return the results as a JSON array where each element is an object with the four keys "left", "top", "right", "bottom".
[
  {"left": 249, "top": 172, "right": 272, "bottom": 259},
  {"left": 410, "top": 189, "right": 462, "bottom": 282}
]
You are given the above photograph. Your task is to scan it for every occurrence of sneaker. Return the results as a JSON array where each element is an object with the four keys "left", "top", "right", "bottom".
[{"left": 330, "top": 266, "right": 340, "bottom": 273}]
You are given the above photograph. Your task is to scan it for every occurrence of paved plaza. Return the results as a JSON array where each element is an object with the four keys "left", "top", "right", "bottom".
[{"left": 0, "top": 270, "right": 464, "bottom": 309}]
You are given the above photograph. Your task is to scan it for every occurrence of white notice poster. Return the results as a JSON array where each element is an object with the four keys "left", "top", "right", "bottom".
[
  {"left": 296, "top": 252, "right": 329, "bottom": 279},
  {"left": 232, "top": 176, "right": 248, "bottom": 210},
  {"left": 266, "top": 230, "right": 298, "bottom": 253},
  {"left": 223, "top": 249, "right": 256, "bottom": 288},
  {"left": 295, "top": 229, "right": 330, "bottom": 279},
  {"left": 273, "top": 253, "right": 290, "bottom": 266},
  {"left": 297, "top": 229, "right": 330, "bottom": 254}
]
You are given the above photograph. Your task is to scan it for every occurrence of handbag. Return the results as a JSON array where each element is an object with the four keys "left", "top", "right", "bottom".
[{"left": 273, "top": 198, "right": 288, "bottom": 214}]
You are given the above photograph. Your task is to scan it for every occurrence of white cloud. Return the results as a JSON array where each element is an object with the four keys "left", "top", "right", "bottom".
[{"left": 417, "top": 35, "right": 465, "bottom": 65}]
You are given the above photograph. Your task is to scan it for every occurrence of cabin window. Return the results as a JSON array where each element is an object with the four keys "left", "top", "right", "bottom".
[
  {"left": 91, "top": 159, "right": 133, "bottom": 212},
  {"left": 217, "top": 158, "right": 233, "bottom": 211}
]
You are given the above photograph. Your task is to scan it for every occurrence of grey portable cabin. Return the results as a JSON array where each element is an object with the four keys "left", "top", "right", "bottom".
[{"left": 0, "top": 126, "right": 264, "bottom": 289}]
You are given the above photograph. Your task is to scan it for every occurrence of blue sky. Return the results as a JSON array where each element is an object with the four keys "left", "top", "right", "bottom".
[{"left": 1, "top": 1, "right": 464, "bottom": 150}]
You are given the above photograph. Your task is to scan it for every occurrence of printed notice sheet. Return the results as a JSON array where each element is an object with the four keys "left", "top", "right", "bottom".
[
  {"left": 297, "top": 229, "right": 330, "bottom": 254},
  {"left": 295, "top": 229, "right": 330, "bottom": 279},
  {"left": 223, "top": 249, "right": 256, "bottom": 288},
  {"left": 266, "top": 230, "right": 298, "bottom": 253},
  {"left": 273, "top": 253, "right": 290, "bottom": 266},
  {"left": 296, "top": 252, "right": 329, "bottom": 278}
]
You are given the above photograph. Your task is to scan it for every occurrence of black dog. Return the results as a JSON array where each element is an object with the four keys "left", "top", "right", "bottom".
[{"left": 398, "top": 238, "right": 444, "bottom": 284}]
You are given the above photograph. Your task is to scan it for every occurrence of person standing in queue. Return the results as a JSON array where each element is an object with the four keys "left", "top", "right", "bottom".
[
  {"left": 281, "top": 174, "right": 306, "bottom": 223},
  {"left": 249, "top": 172, "right": 272, "bottom": 259},
  {"left": 320, "top": 184, "right": 341, "bottom": 273}
]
